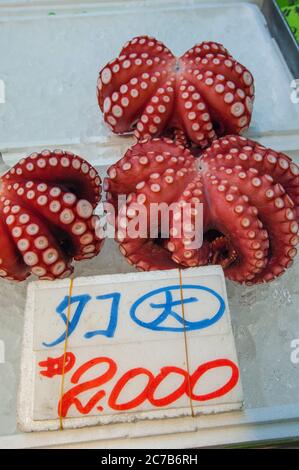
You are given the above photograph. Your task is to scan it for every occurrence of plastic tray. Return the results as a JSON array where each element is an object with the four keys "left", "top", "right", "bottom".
[
  {"left": 1, "top": 0, "right": 299, "bottom": 449},
  {"left": 1, "top": 0, "right": 299, "bottom": 160},
  {"left": 263, "top": 0, "right": 299, "bottom": 78}
]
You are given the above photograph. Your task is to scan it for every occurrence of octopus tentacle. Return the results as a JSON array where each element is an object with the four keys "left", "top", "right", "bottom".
[
  {"left": 2, "top": 149, "right": 101, "bottom": 207},
  {"left": 181, "top": 43, "right": 254, "bottom": 136},
  {"left": 134, "top": 81, "right": 176, "bottom": 140},
  {"left": 114, "top": 190, "right": 182, "bottom": 271},
  {"left": 98, "top": 53, "right": 171, "bottom": 105},
  {"left": 4, "top": 197, "right": 73, "bottom": 280},
  {"left": 182, "top": 45, "right": 254, "bottom": 96},
  {"left": 119, "top": 239, "right": 180, "bottom": 272},
  {"left": 4, "top": 181, "right": 102, "bottom": 264},
  {"left": 186, "top": 71, "right": 251, "bottom": 135},
  {"left": 105, "top": 139, "right": 198, "bottom": 271},
  {"left": 103, "top": 74, "right": 169, "bottom": 135},
  {"left": 202, "top": 135, "right": 299, "bottom": 221},
  {"left": 120, "top": 36, "right": 174, "bottom": 61},
  {"left": 0, "top": 203, "right": 29, "bottom": 281},
  {"left": 181, "top": 41, "right": 230, "bottom": 61},
  {"left": 167, "top": 175, "right": 211, "bottom": 267},
  {"left": 177, "top": 79, "right": 214, "bottom": 147},
  {"left": 105, "top": 138, "right": 197, "bottom": 204},
  {"left": 98, "top": 46, "right": 175, "bottom": 133},
  {"left": 197, "top": 174, "right": 269, "bottom": 283},
  {"left": 212, "top": 167, "right": 297, "bottom": 282}
]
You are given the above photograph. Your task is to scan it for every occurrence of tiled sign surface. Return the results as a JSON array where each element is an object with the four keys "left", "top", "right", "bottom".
[{"left": 18, "top": 266, "right": 243, "bottom": 431}]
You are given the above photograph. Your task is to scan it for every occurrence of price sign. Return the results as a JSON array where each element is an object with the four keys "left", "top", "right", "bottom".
[{"left": 18, "top": 266, "right": 243, "bottom": 432}]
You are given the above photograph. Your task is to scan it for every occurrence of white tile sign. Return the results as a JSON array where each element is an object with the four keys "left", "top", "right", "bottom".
[{"left": 18, "top": 266, "right": 243, "bottom": 432}]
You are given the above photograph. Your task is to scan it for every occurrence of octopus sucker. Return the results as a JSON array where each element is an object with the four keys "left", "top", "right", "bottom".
[
  {"left": 98, "top": 36, "right": 254, "bottom": 148},
  {"left": 0, "top": 150, "right": 104, "bottom": 281},
  {"left": 106, "top": 135, "right": 299, "bottom": 284}
]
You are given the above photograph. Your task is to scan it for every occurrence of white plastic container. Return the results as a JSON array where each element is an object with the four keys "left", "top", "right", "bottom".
[{"left": 0, "top": 0, "right": 299, "bottom": 448}]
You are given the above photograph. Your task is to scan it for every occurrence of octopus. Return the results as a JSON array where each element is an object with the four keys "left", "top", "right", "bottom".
[
  {"left": 104, "top": 135, "right": 299, "bottom": 284},
  {"left": 0, "top": 150, "right": 104, "bottom": 281},
  {"left": 97, "top": 35, "right": 254, "bottom": 149}
]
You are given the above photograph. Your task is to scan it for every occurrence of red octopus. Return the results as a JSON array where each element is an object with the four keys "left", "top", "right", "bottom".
[
  {"left": 97, "top": 36, "right": 254, "bottom": 148},
  {"left": 0, "top": 150, "right": 103, "bottom": 281},
  {"left": 105, "top": 135, "right": 299, "bottom": 284}
]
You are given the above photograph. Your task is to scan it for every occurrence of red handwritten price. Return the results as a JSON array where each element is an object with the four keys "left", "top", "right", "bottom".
[{"left": 39, "top": 354, "right": 239, "bottom": 417}]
